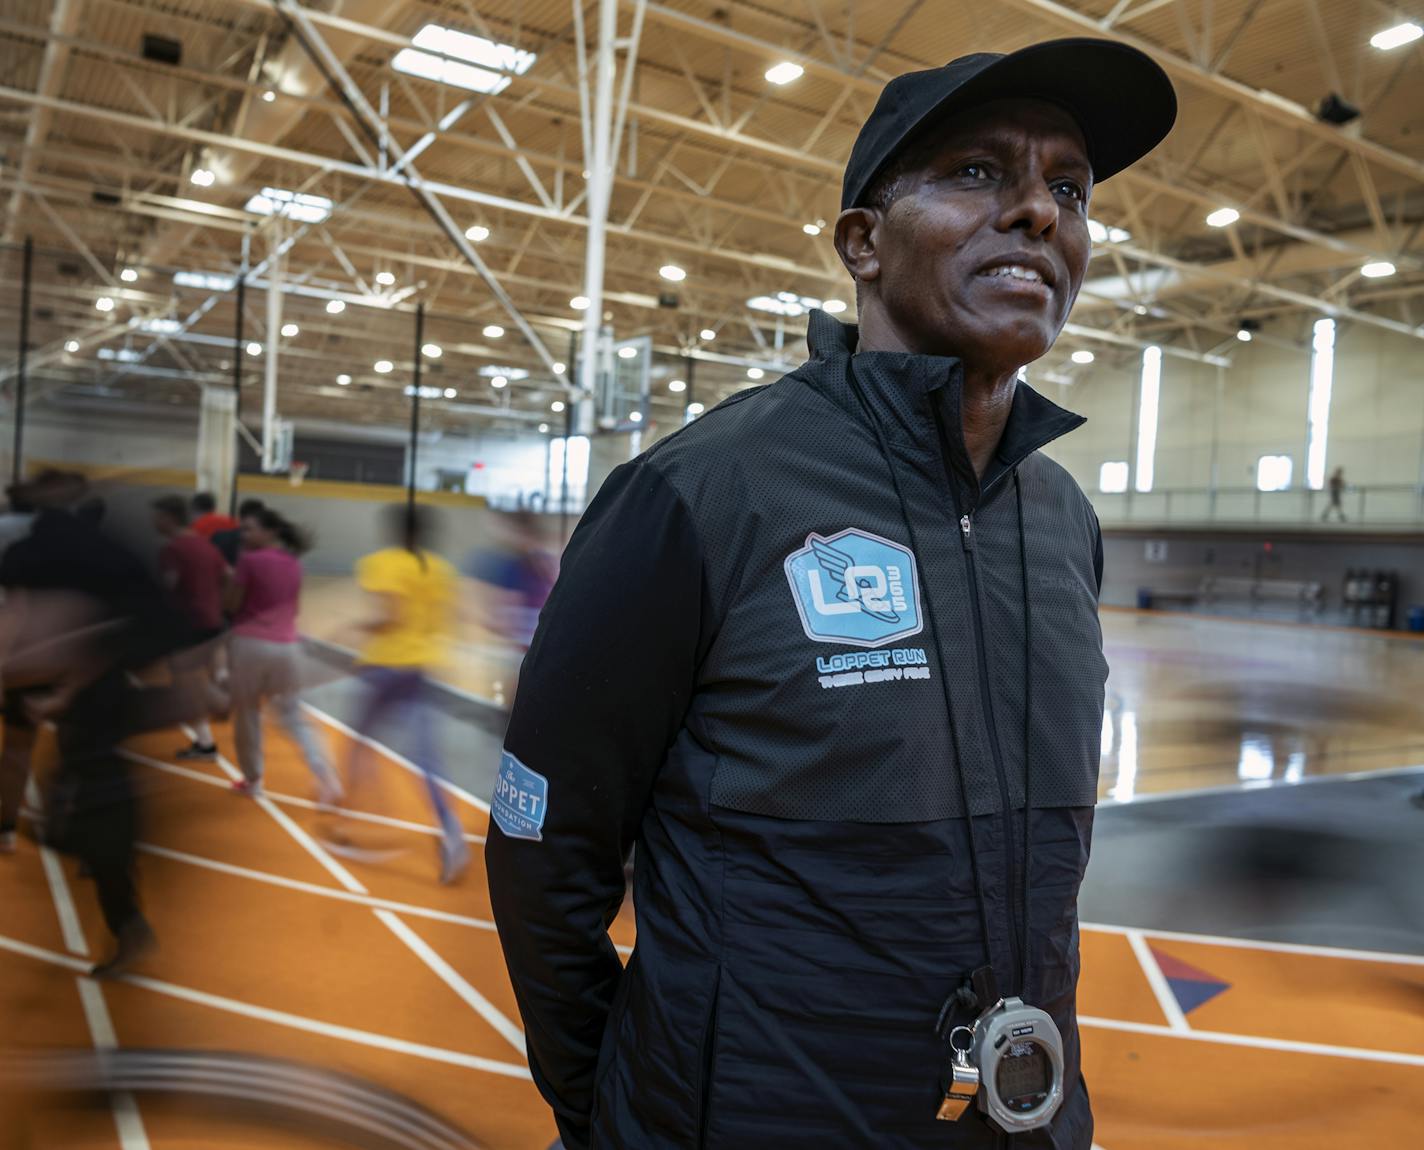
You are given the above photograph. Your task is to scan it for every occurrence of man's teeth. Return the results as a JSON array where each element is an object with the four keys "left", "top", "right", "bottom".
[{"left": 980, "top": 265, "right": 1045, "bottom": 283}]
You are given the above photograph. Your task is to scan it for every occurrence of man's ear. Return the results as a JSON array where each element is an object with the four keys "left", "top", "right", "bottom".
[{"left": 834, "top": 207, "right": 882, "bottom": 287}]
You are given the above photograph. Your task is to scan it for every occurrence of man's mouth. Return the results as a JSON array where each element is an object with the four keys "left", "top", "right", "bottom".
[{"left": 977, "top": 265, "right": 1047, "bottom": 285}]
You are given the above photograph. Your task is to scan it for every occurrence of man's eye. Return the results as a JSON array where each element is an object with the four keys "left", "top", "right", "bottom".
[
  {"left": 956, "top": 164, "right": 993, "bottom": 180},
  {"left": 1052, "top": 180, "right": 1086, "bottom": 202}
]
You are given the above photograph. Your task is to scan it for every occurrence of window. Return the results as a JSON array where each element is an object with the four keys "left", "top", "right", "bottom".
[
  {"left": 393, "top": 25, "right": 537, "bottom": 96},
  {"left": 547, "top": 435, "right": 590, "bottom": 508},
  {"left": 1134, "top": 346, "right": 1162, "bottom": 493},
  {"left": 1256, "top": 454, "right": 1293, "bottom": 492},
  {"left": 1305, "top": 318, "right": 1336, "bottom": 489},
  {"left": 1099, "top": 461, "right": 1129, "bottom": 494}
]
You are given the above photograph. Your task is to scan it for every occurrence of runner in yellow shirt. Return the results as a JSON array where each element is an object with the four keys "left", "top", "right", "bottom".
[{"left": 338, "top": 504, "right": 467, "bottom": 883}]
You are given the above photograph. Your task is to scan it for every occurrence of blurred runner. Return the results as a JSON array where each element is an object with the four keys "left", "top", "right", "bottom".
[
  {"left": 211, "top": 498, "right": 264, "bottom": 567},
  {"left": 189, "top": 492, "right": 236, "bottom": 541},
  {"left": 152, "top": 495, "right": 228, "bottom": 760},
  {"left": 0, "top": 485, "right": 36, "bottom": 854},
  {"left": 466, "top": 511, "right": 556, "bottom": 704},
  {"left": 328, "top": 504, "right": 468, "bottom": 883},
  {"left": 226, "top": 509, "right": 340, "bottom": 803},
  {"left": 0, "top": 470, "right": 195, "bottom": 976}
]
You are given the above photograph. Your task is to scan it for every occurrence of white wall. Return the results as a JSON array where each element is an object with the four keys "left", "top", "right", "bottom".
[{"left": 1042, "top": 319, "right": 1424, "bottom": 517}]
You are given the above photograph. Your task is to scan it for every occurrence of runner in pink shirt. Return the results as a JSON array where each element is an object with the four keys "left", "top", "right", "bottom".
[{"left": 226, "top": 509, "right": 340, "bottom": 802}]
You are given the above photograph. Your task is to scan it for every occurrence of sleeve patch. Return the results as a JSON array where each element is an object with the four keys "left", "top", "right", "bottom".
[{"left": 491, "top": 750, "right": 549, "bottom": 842}]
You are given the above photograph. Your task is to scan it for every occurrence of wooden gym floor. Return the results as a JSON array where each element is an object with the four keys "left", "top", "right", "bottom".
[{"left": 2, "top": 606, "right": 1423, "bottom": 1148}]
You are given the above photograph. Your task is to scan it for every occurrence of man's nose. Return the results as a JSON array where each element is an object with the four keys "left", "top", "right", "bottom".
[{"left": 996, "top": 172, "right": 1059, "bottom": 239}]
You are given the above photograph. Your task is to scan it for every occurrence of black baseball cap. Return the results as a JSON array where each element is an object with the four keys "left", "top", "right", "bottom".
[{"left": 841, "top": 38, "right": 1176, "bottom": 211}]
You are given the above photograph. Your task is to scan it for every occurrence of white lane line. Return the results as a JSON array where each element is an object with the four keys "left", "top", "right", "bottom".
[
  {"left": 28, "top": 780, "right": 88, "bottom": 958},
  {"left": 301, "top": 701, "right": 491, "bottom": 814},
  {"left": 134, "top": 842, "right": 634, "bottom": 956},
  {"left": 136, "top": 843, "right": 498, "bottom": 934},
  {"left": 181, "top": 728, "right": 530, "bottom": 1056},
  {"left": 1079, "top": 1012, "right": 1424, "bottom": 1068},
  {"left": 26, "top": 781, "right": 150, "bottom": 1147},
  {"left": 1084, "top": 922, "right": 1424, "bottom": 968},
  {"left": 0, "top": 932, "right": 531, "bottom": 1081},
  {"left": 173, "top": 729, "right": 368, "bottom": 897},
  {"left": 124, "top": 751, "right": 485, "bottom": 844},
  {"left": 77, "top": 978, "right": 152, "bottom": 1150},
  {"left": 1126, "top": 929, "right": 1190, "bottom": 1033},
  {"left": 374, "top": 910, "right": 525, "bottom": 1054}
]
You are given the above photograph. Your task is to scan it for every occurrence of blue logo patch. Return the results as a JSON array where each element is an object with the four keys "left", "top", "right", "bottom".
[
  {"left": 491, "top": 750, "right": 549, "bottom": 842},
  {"left": 784, "top": 528, "right": 924, "bottom": 648}
]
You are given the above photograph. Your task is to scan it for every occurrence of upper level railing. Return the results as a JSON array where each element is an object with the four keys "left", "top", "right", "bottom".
[{"left": 1092, "top": 484, "right": 1424, "bottom": 529}]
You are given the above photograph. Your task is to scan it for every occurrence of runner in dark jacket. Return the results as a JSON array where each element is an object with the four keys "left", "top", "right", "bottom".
[{"left": 488, "top": 38, "right": 1176, "bottom": 1150}]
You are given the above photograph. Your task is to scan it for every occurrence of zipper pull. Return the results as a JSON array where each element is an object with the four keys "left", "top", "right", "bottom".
[{"left": 959, "top": 514, "right": 974, "bottom": 551}]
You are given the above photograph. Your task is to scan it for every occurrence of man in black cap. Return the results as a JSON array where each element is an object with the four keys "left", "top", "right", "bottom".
[{"left": 488, "top": 39, "right": 1175, "bottom": 1149}]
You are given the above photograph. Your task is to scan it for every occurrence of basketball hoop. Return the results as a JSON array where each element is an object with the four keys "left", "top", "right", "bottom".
[{"left": 289, "top": 461, "right": 309, "bottom": 487}]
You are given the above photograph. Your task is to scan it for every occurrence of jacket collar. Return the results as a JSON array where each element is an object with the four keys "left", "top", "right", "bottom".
[{"left": 800, "top": 309, "right": 1086, "bottom": 502}]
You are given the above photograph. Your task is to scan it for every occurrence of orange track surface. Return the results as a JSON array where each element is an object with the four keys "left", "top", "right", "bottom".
[{"left": 2, "top": 708, "right": 1420, "bottom": 1148}]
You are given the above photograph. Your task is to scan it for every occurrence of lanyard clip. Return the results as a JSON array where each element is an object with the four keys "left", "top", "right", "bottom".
[{"left": 935, "top": 1026, "right": 980, "bottom": 1121}]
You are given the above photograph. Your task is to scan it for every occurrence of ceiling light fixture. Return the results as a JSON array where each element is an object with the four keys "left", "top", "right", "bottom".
[
  {"left": 280, "top": 322, "right": 299, "bottom": 338},
  {"left": 1236, "top": 329, "right": 1253, "bottom": 342},
  {"left": 1360, "top": 260, "right": 1396, "bottom": 278},
  {"left": 422, "top": 343, "right": 442, "bottom": 358},
  {"left": 491, "top": 375, "right": 508, "bottom": 389},
  {"left": 375, "top": 271, "right": 396, "bottom": 286},
  {"left": 1205, "top": 207, "right": 1240, "bottom": 228},
  {"left": 246, "top": 341, "right": 262, "bottom": 356},
  {"left": 95, "top": 296, "right": 115, "bottom": 312},
  {"left": 551, "top": 361, "right": 566, "bottom": 375},
  {"left": 337, "top": 373, "right": 352, "bottom": 384},
  {"left": 687, "top": 402, "right": 705, "bottom": 416},
  {"left": 765, "top": 61, "right": 804, "bottom": 85},
  {"left": 483, "top": 324, "right": 505, "bottom": 339},
  {"left": 700, "top": 328, "right": 716, "bottom": 341},
  {"left": 570, "top": 296, "right": 590, "bottom": 310},
  {"left": 551, "top": 400, "right": 565, "bottom": 412},
  {"left": 747, "top": 367, "right": 765, "bottom": 380},
  {"left": 659, "top": 264, "right": 686, "bottom": 282},
  {"left": 538, "top": 422, "right": 549, "bottom": 433},
  {"left": 803, "top": 223, "right": 821, "bottom": 236},
  {"left": 326, "top": 299, "right": 346, "bottom": 314},
  {"left": 465, "top": 224, "right": 490, "bottom": 242},
  {"left": 174, "top": 270, "right": 234, "bottom": 291},
  {"left": 65, "top": 340, "right": 80, "bottom": 353},
  {"left": 120, "top": 267, "right": 138, "bottom": 283},
  {"left": 190, "top": 168, "right": 215, "bottom": 187},
  {"left": 374, "top": 359, "right": 393, "bottom": 373},
  {"left": 668, "top": 379, "right": 686, "bottom": 393},
  {"left": 629, "top": 411, "right": 643, "bottom": 423},
  {"left": 444, "top": 387, "right": 457, "bottom": 398},
  {"left": 1370, "top": 22, "right": 1422, "bottom": 50},
  {"left": 1071, "top": 350, "right": 1095, "bottom": 365},
  {"left": 1133, "top": 304, "right": 1149, "bottom": 315},
  {"left": 617, "top": 346, "right": 638, "bottom": 359},
  {"left": 261, "top": 89, "right": 276, "bottom": 103},
  {"left": 822, "top": 299, "right": 847, "bottom": 315}
]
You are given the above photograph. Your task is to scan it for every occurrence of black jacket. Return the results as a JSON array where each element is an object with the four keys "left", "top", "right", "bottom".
[{"left": 487, "top": 311, "right": 1108, "bottom": 1150}]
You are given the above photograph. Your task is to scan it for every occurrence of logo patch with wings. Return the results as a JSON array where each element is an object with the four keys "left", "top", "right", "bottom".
[{"left": 783, "top": 528, "right": 924, "bottom": 647}]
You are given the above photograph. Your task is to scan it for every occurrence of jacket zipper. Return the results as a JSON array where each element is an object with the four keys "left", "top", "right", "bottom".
[{"left": 957, "top": 508, "right": 1024, "bottom": 993}]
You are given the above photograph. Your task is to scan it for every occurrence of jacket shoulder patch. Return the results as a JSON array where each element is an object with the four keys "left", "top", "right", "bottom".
[{"left": 492, "top": 750, "right": 549, "bottom": 841}]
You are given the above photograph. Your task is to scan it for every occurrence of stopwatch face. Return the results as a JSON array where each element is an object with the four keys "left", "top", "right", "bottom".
[{"left": 995, "top": 1040, "right": 1051, "bottom": 1113}]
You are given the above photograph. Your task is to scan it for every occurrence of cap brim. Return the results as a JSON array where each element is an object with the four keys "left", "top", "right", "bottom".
[{"left": 913, "top": 38, "right": 1175, "bottom": 186}]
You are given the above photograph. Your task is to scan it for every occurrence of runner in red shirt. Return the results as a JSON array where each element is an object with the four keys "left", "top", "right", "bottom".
[
  {"left": 153, "top": 496, "right": 228, "bottom": 759},
  {"left": 189, "top": 492, "right": 237, "bottom": 540}
]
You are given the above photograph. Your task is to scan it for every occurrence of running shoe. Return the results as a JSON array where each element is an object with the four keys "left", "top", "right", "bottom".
[
  {"left": 0, "top": 831, "right": 16, "bottom": 855},
  {"left": 176, "top": 742, "right": 218, "bottom": 761},
  {"left": 230, "top": 778, "right": 263, "bottom": 798},
  {"left": 90, "top": 917, "right": 157, "bottom": 980},
  {"left": 438, "top": 836, "right": 471, "bottom": 885}
]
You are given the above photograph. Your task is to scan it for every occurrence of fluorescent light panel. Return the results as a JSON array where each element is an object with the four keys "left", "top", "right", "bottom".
[
  {"left": 174, "top": 270, "right": 236, "bottom": 292},
  {"left": 394, "top": 24, "right": 536, "bottom": 96},
  {"left": 1371, "top": 23, "right": 1422, "bottom": 50}
]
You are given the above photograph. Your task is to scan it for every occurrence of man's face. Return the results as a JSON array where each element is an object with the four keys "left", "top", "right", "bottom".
[
  {"left": 240, "top": 517, "right": 265, "bottom": 550},
  {"left": 847, "top": 98, "right": 1093, "bottom": 369}
]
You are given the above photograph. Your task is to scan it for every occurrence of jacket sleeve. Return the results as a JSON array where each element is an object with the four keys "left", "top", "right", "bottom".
[{"left": 485, "top": 458, "right": 705, "bottom": 1150}]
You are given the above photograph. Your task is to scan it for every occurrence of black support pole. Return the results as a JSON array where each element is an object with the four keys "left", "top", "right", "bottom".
[
  {"left": 229, "top": 275, "right": 246, "bottom": 514},
  {"left": 684, "top": 354, "right": 696, "bottom": 422},
  {"left": 408, "top": 302, "right": 425, "bottom": 511},
  {"left": 13, "top": 237, "right": 33, "bottom": 486}
]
